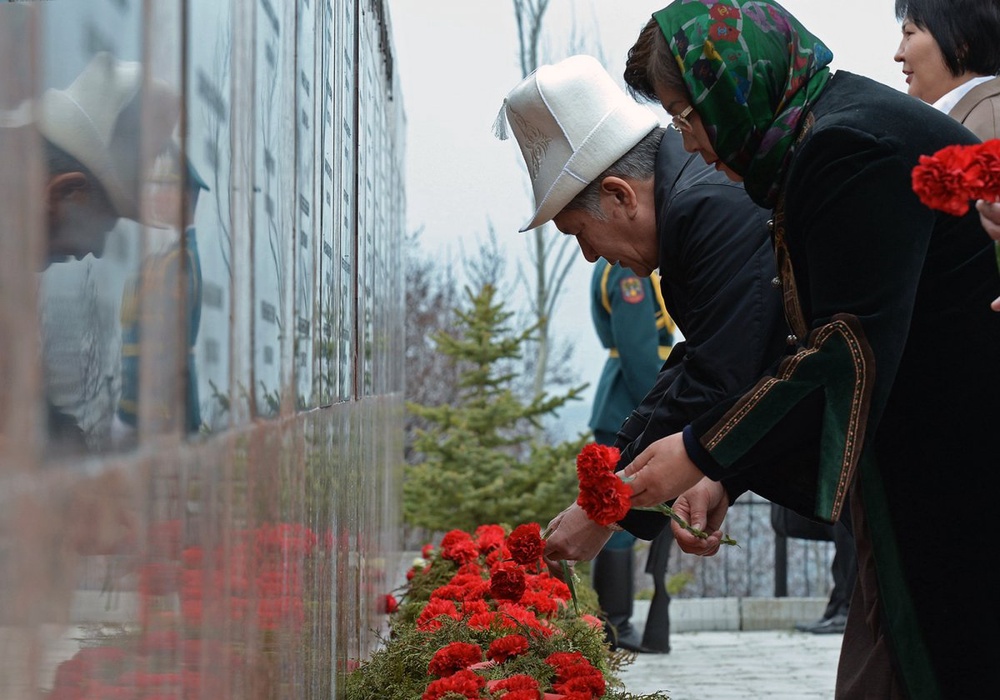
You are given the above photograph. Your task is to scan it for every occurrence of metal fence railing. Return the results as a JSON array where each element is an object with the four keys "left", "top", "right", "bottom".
[{"left": 633, "top": 492, "right": 837, "bottom": 600}]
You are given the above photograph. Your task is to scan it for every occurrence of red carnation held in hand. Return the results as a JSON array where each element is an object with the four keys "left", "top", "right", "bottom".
[
  {"left": 574, "top": 442, "right": 631, "bottom": 527},
  {"left": 912, "top": 139, "right": 1000, "bottom": 216}
]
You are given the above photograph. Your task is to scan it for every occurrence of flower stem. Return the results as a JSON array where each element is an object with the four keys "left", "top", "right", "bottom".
[
  {"left": 561, "top": 560, "right": 580, "bottom": 615},
  {"left": 634, "top": 503, "right": 738, "bottom": 546}
]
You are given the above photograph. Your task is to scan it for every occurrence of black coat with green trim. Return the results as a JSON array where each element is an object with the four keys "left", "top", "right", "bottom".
[
  {"left": 684, "top": 72, "right": 1000, "bottom": 698},
  {"left": 615, "top": 129, "right": 789, "bottom": 536}
]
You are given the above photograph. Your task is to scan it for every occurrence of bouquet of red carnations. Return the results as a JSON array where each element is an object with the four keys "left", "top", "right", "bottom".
[
  {"left": 346, "top": 523, "right": 670, "bottom": 700},
  {"left": 911, "top": 139, "right": 1000, "bottom": 217},
  {"left": 575, "top": 442, "right": 737, "bottom": 546},
  {"left": 912, "top": 139, "right": 1000, "bottom": 273}
]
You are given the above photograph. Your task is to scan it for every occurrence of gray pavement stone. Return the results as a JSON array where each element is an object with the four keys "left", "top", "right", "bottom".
[{"left": 617, "top": 629, "right": 842, "bottom": 699}]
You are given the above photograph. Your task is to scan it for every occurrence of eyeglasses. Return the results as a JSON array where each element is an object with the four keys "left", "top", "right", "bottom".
[{"left": 669, "top": 104, "right": 694, "bottom": 133}]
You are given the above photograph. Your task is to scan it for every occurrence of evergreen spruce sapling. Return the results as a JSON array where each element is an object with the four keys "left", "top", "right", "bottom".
[{"left": 404, "top": 282, "right": 588, "bottom": 533}]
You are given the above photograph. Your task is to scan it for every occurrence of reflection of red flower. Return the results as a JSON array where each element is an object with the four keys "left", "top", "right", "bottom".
[
  {"left": 137, "top": 629, "right": 181, "bottom": 655},
  {"left": 427, "top": 641, "right": 483, "bottom": 678},
  {"left": 489, "top": 561, "right": 527, "bottom": 602},
  {"left": 181, "top": 546, "right": 203, "bottom": 569},
  {"left": 181, "top": 599, "right": 203, "bottom": 626},
  {"left": 507, "top": 522, "right": 545, "bottom": 566},
  {"left": 913, "top": 140, "right": 1000, "bottom": 216},
  {"left": 148, "top": 519, "right": 182, "bottom": 559},
  {"left": 258, "top": 596, "right": 304, "bottom": 631},
  {"left": 381, "top": 593, "right": 399, "bottom": 614},
  {"left": 138, "top": 562, "right": 180, "bottom": 596}
]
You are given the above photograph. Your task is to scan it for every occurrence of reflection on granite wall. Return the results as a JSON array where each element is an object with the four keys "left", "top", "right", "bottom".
[{"left": 0, "top": 1, "right": 405, "bottom": 698}]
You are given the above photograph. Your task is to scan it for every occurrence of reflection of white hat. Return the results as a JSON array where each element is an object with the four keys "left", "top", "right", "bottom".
[
  {"left": 37, "top": 52, "right": 178, "bottom": 221},
  {"left": 497, "top": 55, "right": 659, "bottom": 232}
]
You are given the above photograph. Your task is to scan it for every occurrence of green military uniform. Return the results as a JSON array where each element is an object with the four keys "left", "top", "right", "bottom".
[
  {"left": 118, "top": 154, "right": 207, "bottom": 435},
  {"left": 589, "top": 260, "right": 674, "bottom": 444},
  {"left": 589, "top": 259, "right": 675, "bottom": 653}
]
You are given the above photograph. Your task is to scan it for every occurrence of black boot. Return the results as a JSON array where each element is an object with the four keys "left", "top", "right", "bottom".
[
  {"left": 591, "top": 546, "right": 645, "bottom": 652},
  {"left": 641, "top": 588, "right": 672, "bottom": 652},
  {"left": 640, "top": 531, "right": 672, "bottom": 653}
]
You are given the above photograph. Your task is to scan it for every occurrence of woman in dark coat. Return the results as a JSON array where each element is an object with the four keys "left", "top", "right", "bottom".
[{"left": 619, "top": 1, "right": 1000, "bottom": 697}]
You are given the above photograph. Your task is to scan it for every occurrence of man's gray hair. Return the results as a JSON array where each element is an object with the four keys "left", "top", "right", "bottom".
[{"left": 564, "top": 127, "right": 665, "bottom": 219}]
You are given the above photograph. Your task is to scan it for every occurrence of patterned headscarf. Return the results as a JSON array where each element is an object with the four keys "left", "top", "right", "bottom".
[{"left": 653, "top": 0, "right": 833, "bottom": 207}]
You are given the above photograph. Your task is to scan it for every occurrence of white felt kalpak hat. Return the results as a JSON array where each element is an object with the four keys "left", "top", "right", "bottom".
[
  {"left": 37, "top": 52, "right": 178, "bottom": 221},
  {"left": 496, "top": 54, "right": 659, "bottom": 232}
]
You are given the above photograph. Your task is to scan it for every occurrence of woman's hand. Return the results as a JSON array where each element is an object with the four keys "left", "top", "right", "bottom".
[
  {"left": 620, "top": 433, "right": 704, "bottom": 508},
  {"left": 977, "top": 199, "right": 1000, "bottom": 242},
  {"left": 670, "top": 477, "right": 729, "bottom": 556},
  {"left": 975, "top": 199, "right": 1000, "bottom": 312},
  {"left": 541, "top": 501, "right": 613, "bottom": 579}
]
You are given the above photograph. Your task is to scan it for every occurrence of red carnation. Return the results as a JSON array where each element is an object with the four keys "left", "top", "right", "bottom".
[
  {"left": 421, "top": 669, "right": 486, "bottom": 700},
  {"left": 497, "top": 602, "right": 552, "bottom": 635},
  {"left": 490, "top": 561, "right": 527, "bottom": 602},
  {"left": 555, "top": 672, "right": 606, "bottom": 698},
  {"left": 544, "top": 650, "right": 588, "bottom": 674},
  {"left": 487, "top": 634, "right": 530, "bottom": 663},
  {"left": 575, "top": 442, "right": 620, "bottom": 482},
  {"left": 520, "top": 589, "right": 559, "bottom": 616},
  {"left": 576, "top": 471, "right": 631, "bottom": 526},
  {"left": 507, "top": 523, "right": 545, "bottom": 566},
  {"left": 486, "top": 674, "right": 541, "bottom": 697},
  {"left": 466, "top": 610, "right": 499, "bottom": 630},
  {"left": 427, "top": 641, "right": 483, "bottom": 678},
  {"left": 416, "top": 598, "right": 462, "bottom": 631},
  {"left": 474, "top": 524, "right": 507, "bottom": 553},
  {"left": 971, "top": 139, "right": 1000, "bottom": 200},
  {"left": 440, "top": 530, "right": 480, "bottom": 565},
  {"left": 912, "top": 140, "right": 1000, "bottom": 216},
  {"left": 912, "top": 147, "right": 977, "bottom": 215}
]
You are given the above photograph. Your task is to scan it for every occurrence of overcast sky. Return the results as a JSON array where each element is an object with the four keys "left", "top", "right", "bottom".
[{"left": 387, "top": 0, "right": 907, "bottom": 423}]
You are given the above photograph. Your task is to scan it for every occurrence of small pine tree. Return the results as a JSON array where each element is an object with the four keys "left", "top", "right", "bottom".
[{"left": 404, "top": 282, "right": 589, "bottom": 534}]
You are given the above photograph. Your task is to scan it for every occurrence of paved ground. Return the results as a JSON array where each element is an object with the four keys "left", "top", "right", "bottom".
[{"left": 616, "top": 629, "right": 843, "bottom": 699}]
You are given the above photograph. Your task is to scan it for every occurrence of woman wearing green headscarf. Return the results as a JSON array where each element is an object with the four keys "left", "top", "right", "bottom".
[{"left": 617, "top": 1, "right": 1000, "bottom": 698}]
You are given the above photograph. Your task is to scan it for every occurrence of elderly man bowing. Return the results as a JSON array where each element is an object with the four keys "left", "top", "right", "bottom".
[{"left": 495, "top": 55, "right": 791, "bottom": 570}]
